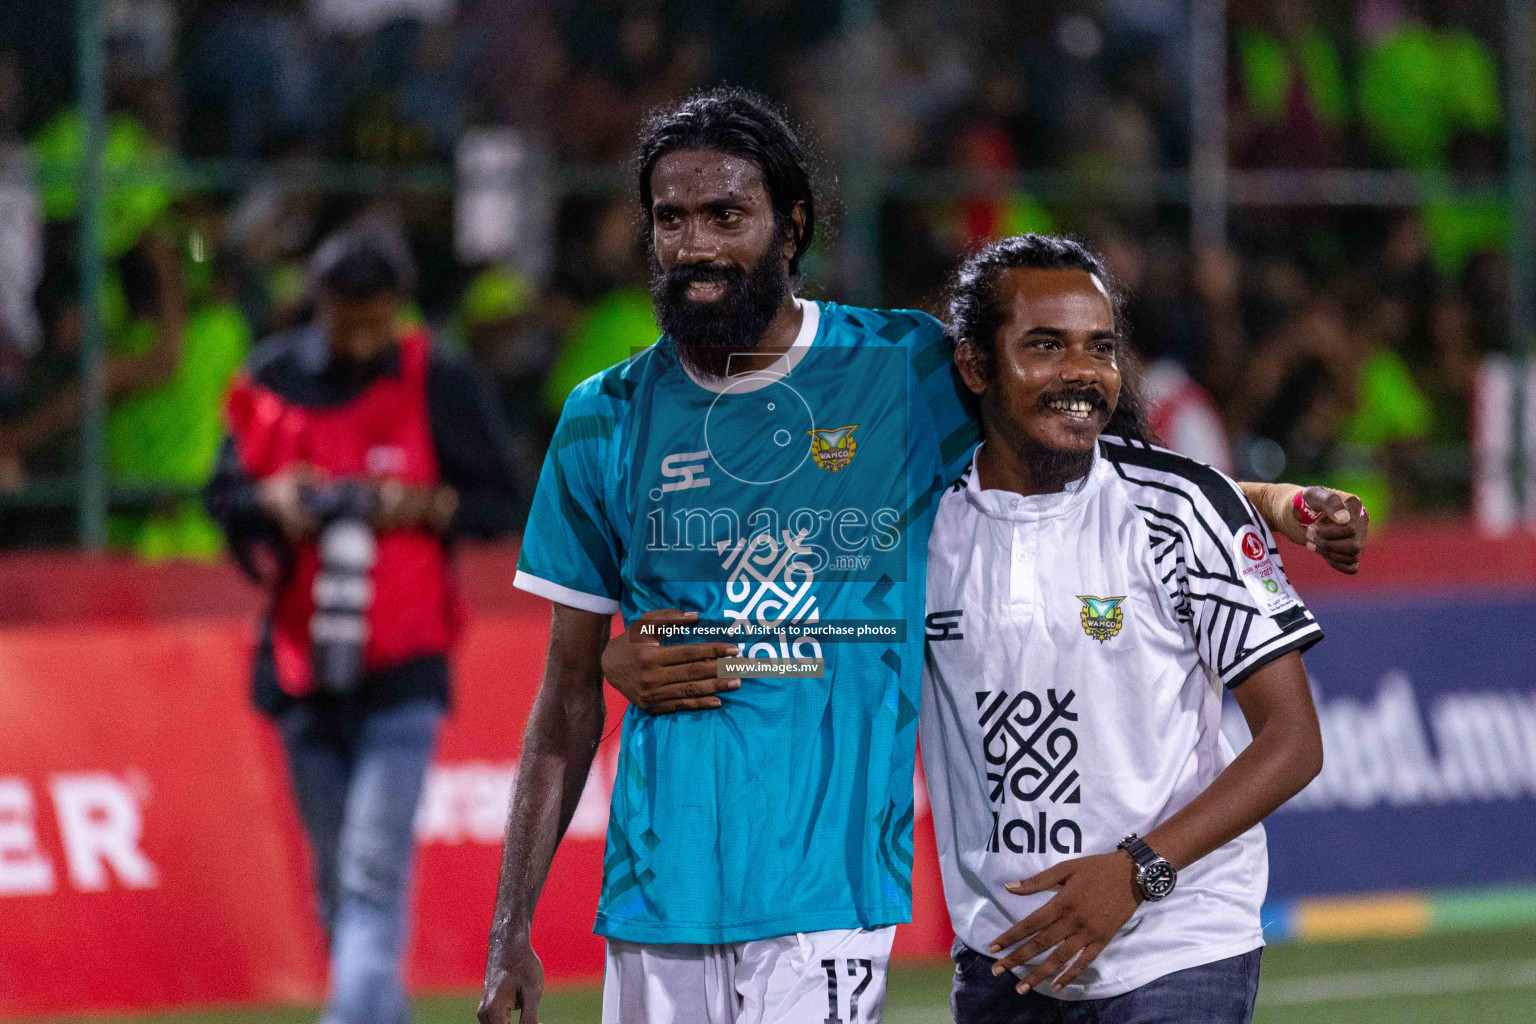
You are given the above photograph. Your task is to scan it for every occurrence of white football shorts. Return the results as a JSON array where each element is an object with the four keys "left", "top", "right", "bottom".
[{"left": 601, "top": 926, "right": 897, "bottom": 1024}]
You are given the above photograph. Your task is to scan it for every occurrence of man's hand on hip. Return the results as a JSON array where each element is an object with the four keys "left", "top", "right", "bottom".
[
  {"left": 987, "top": 852, "right": 1142, "bottom": 994},
  {"left": 603, "top": 609, "right": 742, "bottom": 714}
]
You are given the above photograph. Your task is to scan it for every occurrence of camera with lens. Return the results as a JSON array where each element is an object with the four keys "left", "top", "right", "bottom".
[{"left": 303, "top": 480, "right": 379, "bottom": 695}]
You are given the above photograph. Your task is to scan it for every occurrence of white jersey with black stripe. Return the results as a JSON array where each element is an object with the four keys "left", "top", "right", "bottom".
[{"left": 919, "top": 435, "right": 1322, "bottom": 1000}]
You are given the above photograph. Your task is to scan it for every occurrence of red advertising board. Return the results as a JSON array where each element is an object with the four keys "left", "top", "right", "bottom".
[
  {"left": 0, "top": 619, "right": 325, "bottom": 1015},
  {"left": 0, "top": 527, "right": 1530, "bottom": 1018},
  {"left": 408, "top": 610, "right": 626, "bottom": 992}
]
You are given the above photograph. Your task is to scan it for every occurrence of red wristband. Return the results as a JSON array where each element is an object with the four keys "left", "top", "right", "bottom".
[{"left": 1292, "top": 490, "right": 1322, "bottom": 525}]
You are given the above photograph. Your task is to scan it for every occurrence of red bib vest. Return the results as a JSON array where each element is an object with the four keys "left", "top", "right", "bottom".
[{"left": 224, "top": 330, "right": 463, "bottom": 697}]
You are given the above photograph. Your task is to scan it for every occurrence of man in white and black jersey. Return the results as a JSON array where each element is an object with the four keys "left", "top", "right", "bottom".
[{"left": 922, "top": 234, "right": 1328, "bottom": 1023}]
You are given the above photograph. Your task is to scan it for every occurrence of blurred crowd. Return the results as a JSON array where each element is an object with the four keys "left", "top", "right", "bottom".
[{"left": 0, "top": 0, "right": 1517, "bottom": 552}]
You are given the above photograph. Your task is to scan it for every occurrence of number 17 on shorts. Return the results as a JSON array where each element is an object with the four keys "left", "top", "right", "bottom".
[
  {"left": 768, "top": 927, "right": 894, "bottom": 1024},
  {"left": 602, "top": 926, "right": 895, "bottom": 1024},
  {"left": 822, "top": 955, "right": 879, "bottom": 1022}
]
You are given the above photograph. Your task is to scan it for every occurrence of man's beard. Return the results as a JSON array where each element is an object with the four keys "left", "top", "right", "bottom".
[
  {"left": 983, "top": 385, "right": 1106, "bottom": 491},
  {"left": 651, "top": 243, "right": 790, "bottom": 380}
]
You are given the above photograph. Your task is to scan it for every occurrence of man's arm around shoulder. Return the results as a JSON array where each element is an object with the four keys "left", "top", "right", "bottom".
[{"left": 479, "top": 602, "right": 610, "bottom": 1024}]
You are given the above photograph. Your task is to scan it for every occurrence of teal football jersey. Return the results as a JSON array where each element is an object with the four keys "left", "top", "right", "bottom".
[{"left": 515, "top": 300, "right": 979, "bottom": 943}]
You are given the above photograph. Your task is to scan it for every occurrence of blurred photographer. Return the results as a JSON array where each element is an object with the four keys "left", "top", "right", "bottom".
[{"left": 204, "top": 222, "right": 521, "bottom": 1024}]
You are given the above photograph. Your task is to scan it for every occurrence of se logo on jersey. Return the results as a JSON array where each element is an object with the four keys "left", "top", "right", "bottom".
[
  {"left": 807, "top": 425, "right": 858, "bottom": 472},
  {"left": 657, "top": 450, "right": 712, "bottom": 495},
  {"left": 926, "top": 609, "right": 965, "bottom": 641},
  {"left": 1078, "top": 596, "right": 1125, "bottom": 642}
]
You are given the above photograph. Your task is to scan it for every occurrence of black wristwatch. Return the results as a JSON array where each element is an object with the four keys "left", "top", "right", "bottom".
[{"left": 1117, "top": 834, "right": 1177, "bottom": 902}]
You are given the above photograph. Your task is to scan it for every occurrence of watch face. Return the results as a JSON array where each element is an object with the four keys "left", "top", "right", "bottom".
[{"left": 1139, "top": 862, "right": 1177, "bottom": 901}]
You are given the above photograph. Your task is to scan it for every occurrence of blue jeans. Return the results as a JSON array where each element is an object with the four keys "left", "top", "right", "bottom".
[
  {"left": 278, "top": 698, "right": 443, "bottom": 1024},
  {"left": 951, "top": 944, "right": 1262, "bottom": 1024}
]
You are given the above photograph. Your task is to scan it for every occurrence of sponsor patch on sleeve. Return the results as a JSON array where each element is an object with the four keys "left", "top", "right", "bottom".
[{"left": 1233, "top": 525, "right": 1300, "bottom": 616}]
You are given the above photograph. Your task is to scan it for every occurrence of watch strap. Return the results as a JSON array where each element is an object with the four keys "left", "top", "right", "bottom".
[{"left": 1117, "top": 834, "right": 1158, "bottom": 868}]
